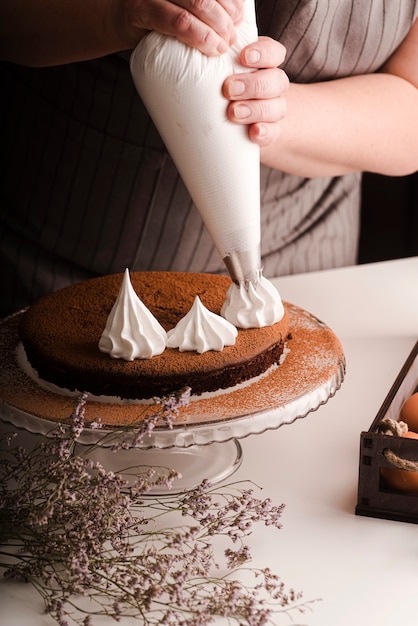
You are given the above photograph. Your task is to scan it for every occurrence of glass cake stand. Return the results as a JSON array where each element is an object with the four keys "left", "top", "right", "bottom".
[{"left": 0, "top": 304, "right": 345, "bottom": 494}]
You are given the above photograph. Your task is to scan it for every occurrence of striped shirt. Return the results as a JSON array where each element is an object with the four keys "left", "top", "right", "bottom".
[{"left": 1, "top": 0, "right": 417, "bottom": 315}]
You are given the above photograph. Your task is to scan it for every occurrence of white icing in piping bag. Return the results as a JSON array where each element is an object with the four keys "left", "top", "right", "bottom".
[{"left": 130, "top": 0, "right": 261, "bottom": 284}]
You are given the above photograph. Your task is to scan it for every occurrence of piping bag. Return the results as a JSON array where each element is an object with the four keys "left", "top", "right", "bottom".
[{"left": 130, "top": 0, "right": 284, "bottom": 327}]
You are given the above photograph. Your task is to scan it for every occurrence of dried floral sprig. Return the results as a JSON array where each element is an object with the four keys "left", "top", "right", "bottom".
[
  {"left": 81, "top": 386, "right": 192, "bottom": 452},
  {"left": 0, "top": 394, "right": 315, "bottom": 626}
]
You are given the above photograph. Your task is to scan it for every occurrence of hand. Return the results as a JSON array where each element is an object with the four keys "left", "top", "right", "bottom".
[
  {"left": 222, "top": 36, "right": 289, "bottom": 145},
  {"left": 122, "top": 0, "right": 244, "bottom": 55}
]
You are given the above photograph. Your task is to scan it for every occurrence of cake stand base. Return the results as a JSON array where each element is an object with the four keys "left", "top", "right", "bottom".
[{"left": 73, "top": 439, "right": 243, "bottom": 495}]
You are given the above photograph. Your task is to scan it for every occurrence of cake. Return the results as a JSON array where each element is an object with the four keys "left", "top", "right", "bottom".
[
  {"left": 0, "top": 271, "right": 345, "bottom": 431},
  {"left": 18, "top": 271, "right": 291, "bottom": 400}
]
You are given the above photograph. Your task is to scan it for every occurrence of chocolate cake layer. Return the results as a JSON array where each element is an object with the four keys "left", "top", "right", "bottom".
[{"left": 19, "top": 272, "right": 290, "bottom": 399}]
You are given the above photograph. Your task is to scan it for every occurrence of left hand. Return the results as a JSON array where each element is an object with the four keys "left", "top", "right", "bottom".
[{"left": 222, "top": 36, "right": 288, "bottom": 146}]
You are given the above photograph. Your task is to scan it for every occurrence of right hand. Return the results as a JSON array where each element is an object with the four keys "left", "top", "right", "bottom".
[{"left": 117, "top": 0, "right": 245, "bottom": 55}]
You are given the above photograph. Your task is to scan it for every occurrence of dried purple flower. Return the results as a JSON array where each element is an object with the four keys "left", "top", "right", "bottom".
[{"left": 0, "top": 393, "right": 313, "bottom": 626}]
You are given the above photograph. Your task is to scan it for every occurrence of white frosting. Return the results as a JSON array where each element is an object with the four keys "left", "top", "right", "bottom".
[
  {"left": 167, "top": 296, "right": 237, "bottom": 353},
  {"left": 98, "top": 269, "right": 167, "bottom": 360},
  {"left": 130, "top": 0, "right": 261, "bottom": 265},
  {"left": 221, "top": 273, "right": 285, "bottom": 329}
]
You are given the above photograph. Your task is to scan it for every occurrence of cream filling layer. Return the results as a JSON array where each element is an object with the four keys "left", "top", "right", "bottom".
[{"left": 16, "top": 342, "right": 289, "bottom": 406}]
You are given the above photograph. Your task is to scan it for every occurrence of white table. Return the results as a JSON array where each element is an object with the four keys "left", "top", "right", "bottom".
[{"left": 1, "top": 257, "right": 418, "bottom": 625}]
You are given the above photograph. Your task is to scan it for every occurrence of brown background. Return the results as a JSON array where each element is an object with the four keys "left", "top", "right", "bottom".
[{"left": 358, "top": 171, "right": 418, "bottom": 264}]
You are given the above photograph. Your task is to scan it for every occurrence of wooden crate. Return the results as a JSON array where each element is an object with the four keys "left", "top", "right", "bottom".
[{"left": 356, "top": 341, "right": 418, "bottom": 523}]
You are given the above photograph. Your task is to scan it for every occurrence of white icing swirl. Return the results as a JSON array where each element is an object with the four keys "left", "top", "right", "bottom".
[
  {"left": 99, "top": 269, "right": 167, "bottom": 360},
  {"left": 221, "top": 274, "right": 284, "bottom": 329},
  {"left": 167, "top": 296, "right": 237, "bottom": 353}
]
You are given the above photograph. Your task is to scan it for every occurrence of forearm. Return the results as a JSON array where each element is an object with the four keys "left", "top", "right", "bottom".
[{"left": 261, "top": 73, "right": 418, "bottom": 178}]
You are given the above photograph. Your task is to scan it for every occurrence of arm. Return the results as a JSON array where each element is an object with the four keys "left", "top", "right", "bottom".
[
  {"left": 0, "top": 0, "right": 243, "bottom": 67},
  {"left": 224, "top": 18, "right": 418, "bottom": 178}
]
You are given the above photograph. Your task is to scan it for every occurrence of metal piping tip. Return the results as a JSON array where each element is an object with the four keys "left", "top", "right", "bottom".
[{"left": 223, "top": 246, "right": 262, "bottom": 286}]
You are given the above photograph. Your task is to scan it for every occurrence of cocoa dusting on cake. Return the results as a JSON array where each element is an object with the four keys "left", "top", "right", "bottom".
[
  {"left": 18, "top": 272, "right": 291, "bottom": 400},
  {"left": 1, "top": 301, "right": 344, "bottom": 429}
]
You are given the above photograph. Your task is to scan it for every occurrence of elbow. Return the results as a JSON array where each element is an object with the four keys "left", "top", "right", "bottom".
[
  {"left": 380, "top": 157, "right": 418, "bottom": 178},
  {"left": 394, "top": 164, "right": 418, "bottom": 177},
  {"left": 376, "top": 143, "right": 418, "bottom": 177}
]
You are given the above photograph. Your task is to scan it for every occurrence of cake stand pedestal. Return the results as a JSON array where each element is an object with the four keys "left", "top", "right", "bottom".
[
  {"left": 73, "top": 440, "right": 243, "bottom": 494},
  {"left": 0, "top": 303, "right": 345, "bottom": 495}
]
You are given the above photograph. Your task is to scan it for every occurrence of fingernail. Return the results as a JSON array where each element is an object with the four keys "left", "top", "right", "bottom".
[
  {"left": 257, "top": 124, "right": 267, "bottom": 138},
  {"left": 245, "top": 48, "right": 261, "bottom": 64},
  {"left": 234, "top": 104, "right": 251, "bottom": 119},
  {"left": 228, "top": 80, "right": 245, "bottom": 97},
  {"left": 216, "top": 40, "right": 228, "bottom": 55}
]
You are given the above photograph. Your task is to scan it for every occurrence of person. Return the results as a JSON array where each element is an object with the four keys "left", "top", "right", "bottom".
[{"left": 1, "top": 0, "right": 417, "bottom": 318}]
